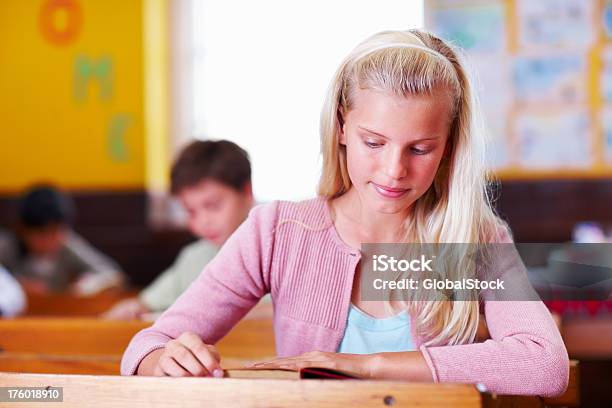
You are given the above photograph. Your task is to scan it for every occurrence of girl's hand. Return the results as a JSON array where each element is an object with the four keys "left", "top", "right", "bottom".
[
  {"left": 249, "top": 351, "right": 377, "bottom": 379},
  {"left": 140, "top": 332, "right": 223, "bottom": 377}
]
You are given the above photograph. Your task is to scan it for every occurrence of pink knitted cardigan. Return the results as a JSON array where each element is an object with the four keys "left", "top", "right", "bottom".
[{"left": 121, "top": 198, "right": 569, "bottom": 397}]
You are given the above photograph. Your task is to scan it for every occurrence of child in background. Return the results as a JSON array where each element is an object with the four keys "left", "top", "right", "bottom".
[
  {"left": 0, "top": 186, "right": 124, "bottom": 296},
  {"left": 102, "top": 140, "right": 254, "bottom": 320},
  {"left": 0, "top": 264, "right": 26, "bottom": 317},
  {"left": 121, "top": 30, "right": 568, "bottom": 397}
]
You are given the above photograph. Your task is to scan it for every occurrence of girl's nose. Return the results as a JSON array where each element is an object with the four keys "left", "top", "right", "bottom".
[{"left": 383, "top": 148, "right": 407, "bottom": 180}]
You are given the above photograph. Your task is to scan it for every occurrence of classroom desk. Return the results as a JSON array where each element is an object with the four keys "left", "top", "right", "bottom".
[
  {"left": 0, "top": 353, "right": 120, "bottom": 375},
  {"left": 0, "top": 316, "right": 275, "bottom": 358},
  {"left": 23, "top": 288, "right": 274, "bottom": 319},
  {"left": 0, "top": 370, "right": 579, "bottom": 408},
  {"left": 1, "top": 299, "right": 275, "bottom": 359},
  {"left": 0, "top": 361, "right": 579, "bottom": 407},
  {"left": 24, "top": 289, "right": 139, "bottom": 316},
  {"left": 0, "top": 306, "right": 581, "bottom": 406},
  {"left": 0, "top": 354, "right": 264, "bottom": 376},
  {"left": 0, "top": 372, "right": 494, "bottom": 408},
  {"left": 0, "top": 319, "right": 150, "bottom": 356}
]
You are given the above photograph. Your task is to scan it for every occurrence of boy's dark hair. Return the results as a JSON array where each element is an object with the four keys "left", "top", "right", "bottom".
[
  {"left": 18, "top": 185, "right": 75, "bottom": 228},
  {"left": 170, "top": 140, "right": 251, "bottom": 195}
]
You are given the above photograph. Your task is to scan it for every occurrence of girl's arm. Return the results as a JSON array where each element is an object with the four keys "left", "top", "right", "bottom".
[
  {"left": 253, "top": 350, "right": 434, "bottom": 381},
  {"left": 371, "top": 351, "right": 433, "bottom": 381},
  {"left": 120, "top": 202, "right": 278, "bottom": 376},
  {"left": 255, "top": 303, "right": 567, "bottom": 394},
  {"left": 419, "top": 233, "right": 569, "bottom": 397},
  {"left": 420, "top": 300, "right": 568, "bottom": 397}
]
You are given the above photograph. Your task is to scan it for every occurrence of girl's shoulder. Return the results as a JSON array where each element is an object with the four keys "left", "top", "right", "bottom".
[
  {"left": 252, "top": 197, "right": 331, "bottom": 231},
  {"left": 239, "top": 198, "right": 332, "bottom": 242}
]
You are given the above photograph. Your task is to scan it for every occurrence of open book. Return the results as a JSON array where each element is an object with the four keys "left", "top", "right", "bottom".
[{"left": 224, "top": 367, "right": 358, "bottom": 380}]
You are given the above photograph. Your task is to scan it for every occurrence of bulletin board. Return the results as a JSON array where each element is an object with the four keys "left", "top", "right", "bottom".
[
  {"left": 426, "top": 0, "right": 612, "bottom": 179},
  {"left": 0, "top": 0, "right": 147, "bottom": 192}
]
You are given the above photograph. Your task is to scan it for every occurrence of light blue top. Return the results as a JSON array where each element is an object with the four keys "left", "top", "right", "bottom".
[{"left": 337, "top": 304, "right": 416, "bottom": 354}]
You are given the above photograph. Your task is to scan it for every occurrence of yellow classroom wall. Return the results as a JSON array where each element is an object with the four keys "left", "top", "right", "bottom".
[{"left": 0, "top": 0, "right": 169, "bottom": 193}]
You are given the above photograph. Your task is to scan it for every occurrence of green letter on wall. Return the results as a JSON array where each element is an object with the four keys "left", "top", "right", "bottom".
[{"left": 74, "top": 55, "right": 113, "bottom": 101}]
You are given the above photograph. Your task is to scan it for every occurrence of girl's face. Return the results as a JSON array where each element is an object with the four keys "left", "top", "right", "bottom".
[{"left": 339, "top": 87, "right": 453, "bottom": 216}]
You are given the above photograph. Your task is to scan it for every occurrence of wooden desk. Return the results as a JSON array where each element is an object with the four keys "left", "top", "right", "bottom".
[
  {"left": 24, "top": 289, "right": 138, "bottom": 317},
  {"left": 0, "top": 317, "right": 275, "bottom": 358},
  {"left": 1, "top": 292, "right": 276, "bottom": 358},
  {"left": 0, "top": 362, "right": 579, "bottom": 407},
  {"left": 0, "top": 370, "right": 580, "bottom": 408},
  {"left": 0, "top": 319, "right": 150, "bottom": 356},
  {"left": 0, "top": 353, "right": 263, "bottom": 376},
  {"left": 0, "top": 372, "right": 485, "bottom": 408},
  {"left": 0, "top": 309, "right": 578, "bottom": 406},
  {"left": 0, "top": 353, "right": 120, "bottom": 375}
]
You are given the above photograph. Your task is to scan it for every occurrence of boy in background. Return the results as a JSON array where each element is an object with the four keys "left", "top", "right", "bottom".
[
  {"left": 102, "top": 140, "right": 254, "bottom": 320},
  {"left": 0, "top": 186, "right": 124, "bottom": 296}
]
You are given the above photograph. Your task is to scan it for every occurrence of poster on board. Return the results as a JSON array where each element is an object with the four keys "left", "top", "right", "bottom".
[
  {"left": 513, "top": 53, "right": 586, "bottom": 105},
  {"left": 516, "top": 0, "right": 595, "bottom": 49},
  {"left": 428, "top": 0, "right": 506, "bottom": 54},
  {"left": 515, "top": 109, "right": 593, "bottom": 168}
]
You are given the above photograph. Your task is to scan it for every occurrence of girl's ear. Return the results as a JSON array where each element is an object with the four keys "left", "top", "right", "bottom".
[{"left": 338, "top": 107, "right": 347, "bottom": 145}]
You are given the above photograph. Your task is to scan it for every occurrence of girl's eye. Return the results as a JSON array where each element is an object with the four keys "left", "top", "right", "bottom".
[
  {"left": 410, "top": 147, "right": 429, "bottom": 155},
  {"left": 365, "top": 140, "right": 382, "bottom": 148}
]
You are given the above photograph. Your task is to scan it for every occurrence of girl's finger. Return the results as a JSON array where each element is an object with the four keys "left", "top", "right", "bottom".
[
  {"left": 159, "top": 355, "right": 191, "bottom": 377},
  {"left": 171, "top": 345, "right": 210, "bottom": 376},
  {"left": 179, "top": 334, "right": 222, "bottom": 376},
  {"left": 206, "top": 344, "right": 221, "bottom": 361},
  {"left": 192, "top": 346, "right": 222, "bottom": 377}
]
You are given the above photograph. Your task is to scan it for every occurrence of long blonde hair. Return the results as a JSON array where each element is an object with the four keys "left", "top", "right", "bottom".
[{"left": 318, "top": 30, "right": 507, "bottom": 346}]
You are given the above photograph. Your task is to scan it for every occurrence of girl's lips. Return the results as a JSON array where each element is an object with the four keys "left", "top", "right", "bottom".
[{"left": 371, "top": 182, "right": 409, "bottom": 199}]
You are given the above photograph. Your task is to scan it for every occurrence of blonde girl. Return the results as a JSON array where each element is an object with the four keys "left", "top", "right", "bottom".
[{"left": 121, "top": 29, "right": 568, "bottom": 397}]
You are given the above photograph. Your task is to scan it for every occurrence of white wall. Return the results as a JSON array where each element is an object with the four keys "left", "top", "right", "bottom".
[{"left": 190, "top": 0, "right": 424, "bottom": 200}]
